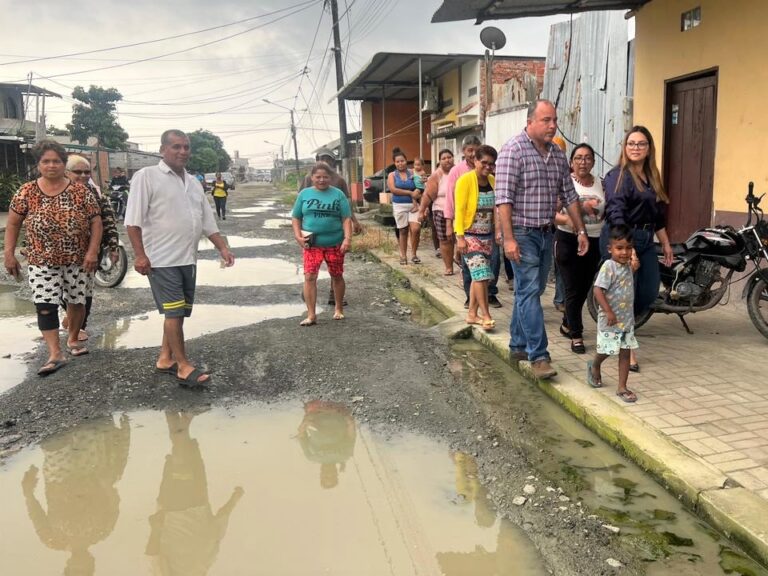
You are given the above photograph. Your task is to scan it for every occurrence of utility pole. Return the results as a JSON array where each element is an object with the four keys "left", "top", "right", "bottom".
[
  {"left": 329, "top": 0, "right": 348, "bottom": 173},
  {"left": 290, "top": 109, "right": 300, "bottom": 180}
]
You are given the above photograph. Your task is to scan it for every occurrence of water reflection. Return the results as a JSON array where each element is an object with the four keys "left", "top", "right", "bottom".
[
  {"left": 297, "top": 400, "right": 356, "bottom": 489},
  {"left": 146, "top": 411, "right": 243, "bottom": 576},
  {"left": 21, "top": 415, "right": 131, "bottom": 575},
  {"left": 452, "top": 452, "right": 496, "bottom": 527}
]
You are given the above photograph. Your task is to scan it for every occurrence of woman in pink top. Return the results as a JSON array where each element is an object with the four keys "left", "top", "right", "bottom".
[{"left": 419, "top": 149, "right": 455, "bottom": 274}]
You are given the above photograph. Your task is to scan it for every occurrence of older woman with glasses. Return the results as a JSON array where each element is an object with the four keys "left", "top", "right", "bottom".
[
  {"left": 3, "top": 141, "right": 102, "bottom": 375},
  {"left": 554, "top": 143, "right": 605, "bottom": 354},
  {"left": 61, "top": 155, "right": 120, "bottom": 341}
]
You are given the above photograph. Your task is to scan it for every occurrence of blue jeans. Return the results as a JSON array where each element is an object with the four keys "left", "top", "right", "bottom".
[
  {"left": 462, "top": 241, "right": 500, "bottom": 298},
  {"left": 599, "top": 226, "right": 659, "bottom": 315},
  {"left": 509, "top": 227, "right": 553, "bottom": 362}
]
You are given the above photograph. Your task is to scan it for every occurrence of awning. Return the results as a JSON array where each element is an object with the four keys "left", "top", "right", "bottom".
[
  {"left": 334, "top": 52, "right": 544, "bottom": 102},
  {"left": 0, "top": 83, "right": 62, "bottom": 98},
  {"left": 431, "top": 0, "right": 650, "bottom": 23}
]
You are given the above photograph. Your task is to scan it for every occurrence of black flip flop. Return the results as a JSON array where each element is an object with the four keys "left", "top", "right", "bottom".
[
  {"left": 176, "top": 368, "right": 210, "bottom": 388},
  {"left": 155, "top": 363, "right": 179, "bottom": 375},
  {"left": 38, "top": 359, "right": 67, "bottom": 376},
  {"left": 629, "top": 363, "right": 640, "bottom": 373},
  {"left": 559, "top": 324, "right": 572, "bottom": 338}
]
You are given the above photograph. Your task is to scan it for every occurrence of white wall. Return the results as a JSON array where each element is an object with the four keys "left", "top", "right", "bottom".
[{"left": 484, "top": 105, "right": 528, "bottom": 151}]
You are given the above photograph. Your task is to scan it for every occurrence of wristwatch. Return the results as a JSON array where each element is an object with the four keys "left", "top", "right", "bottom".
[{"left": 577, "top": 229, "right": 587, "bottom": 236}]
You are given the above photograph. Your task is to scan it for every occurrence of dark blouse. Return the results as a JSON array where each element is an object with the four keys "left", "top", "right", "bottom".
[{"left": 603, "top": 166, "right": 667, "bottom": 231}]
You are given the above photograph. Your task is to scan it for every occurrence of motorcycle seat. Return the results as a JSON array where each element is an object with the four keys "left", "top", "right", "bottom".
[{"left": 654, "top": 243, "right": 687, "bottom": 256}]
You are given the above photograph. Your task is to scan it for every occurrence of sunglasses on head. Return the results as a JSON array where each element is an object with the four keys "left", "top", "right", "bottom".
[{"left": 70, "top": 170, "right": 91, "bottom": 175}]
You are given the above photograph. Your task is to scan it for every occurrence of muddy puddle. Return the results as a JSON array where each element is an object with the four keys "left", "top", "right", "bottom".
[
  {"left": 452, "top": 339, "right": 768, "bottom": 576},
  {"left": 0, "top": 286, "right": 39, "bottom": 394},
  {"left": 121, "top": 258, "right": 327, "bottom": 289},
  {"left": 262, "top": 218, "right": 292, "bottom": 230},
  {"left": 97, "top": 303, "right": 310, "bottom": 349},
  {"left": 0, "top": 403, "right": 549, "bottom": 575},
  {"left": 198, "top": 235, "right": 285, "bottom": 249}
]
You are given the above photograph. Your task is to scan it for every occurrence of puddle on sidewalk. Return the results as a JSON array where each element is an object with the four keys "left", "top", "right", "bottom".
[
  {"left": 121, "top": 258, "right": 327, "bottom": 289},
  {"left": 262, "top": 218, "right": 292, "bottom": 229},
  {"left": 0, "top": 403, "right": 548, "bottom": 575},
  {"left": 198, "top": 235, "right": 285, "bottom": 249},
  {"left": 98, "top": 303, "right": 309, "bottom": 349},
  {"left": 452, "top": 340, "right": 768, "bottom": 576},
  {"left": 0, "top": 286, "right": 40, "bottom": 394}
]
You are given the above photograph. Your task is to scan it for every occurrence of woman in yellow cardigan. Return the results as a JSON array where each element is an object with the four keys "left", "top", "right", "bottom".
[{"left": 454, "top": 145, "right": 498, "bottom": 331}]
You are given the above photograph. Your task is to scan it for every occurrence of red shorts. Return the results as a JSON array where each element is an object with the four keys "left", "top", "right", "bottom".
[{"left": 303, "top": 246, "right": 345, "bottom": 277}]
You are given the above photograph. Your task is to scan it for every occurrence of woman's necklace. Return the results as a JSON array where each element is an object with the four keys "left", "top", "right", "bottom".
[{"left": 572, "top": 173, "right": 594, "bottom": 187}]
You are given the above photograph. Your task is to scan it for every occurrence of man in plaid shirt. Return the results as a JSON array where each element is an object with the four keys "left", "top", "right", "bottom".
[{"left": 496, "top": 100, "right": 589, "bottom": 379}]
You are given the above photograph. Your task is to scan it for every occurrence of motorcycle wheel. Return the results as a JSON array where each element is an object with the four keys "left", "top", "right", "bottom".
[
  {"left": 586, "top": 286, "right": 654, "bottom": 330},
  {"left": 746, "top": 277, "right": 768, "bottom": 340},
  {"left": 94, "top": 246, "right": 128, "bottom": 288}
]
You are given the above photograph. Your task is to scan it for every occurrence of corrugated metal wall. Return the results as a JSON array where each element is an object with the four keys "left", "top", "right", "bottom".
[
  {"left": 485, "top": 105, "right": 528, "bottom": 151},
  {"left": 542, "top": 11, "right": 631, "bottom": 178}
]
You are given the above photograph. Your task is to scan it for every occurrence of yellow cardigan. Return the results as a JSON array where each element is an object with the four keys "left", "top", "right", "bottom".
[{"left": 453, "top": 171, "right": 495, "bottom": 236}]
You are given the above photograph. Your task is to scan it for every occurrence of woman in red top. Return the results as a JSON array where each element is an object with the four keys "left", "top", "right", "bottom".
[{"left": 4, "top": 140, "right": 102, "bottom": 375}]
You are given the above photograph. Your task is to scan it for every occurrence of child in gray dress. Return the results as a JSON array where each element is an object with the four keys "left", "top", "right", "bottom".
[{"left": 587, "top": 225, "right": 639, "bottom": 402}]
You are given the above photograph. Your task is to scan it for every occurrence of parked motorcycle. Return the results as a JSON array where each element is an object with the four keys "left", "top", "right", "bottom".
[
  {"left": 94, "top": 241, "right": 128, "bottom": 288},
  {"left": 588, "top": 182, "right": 768, "bottom": 338}
]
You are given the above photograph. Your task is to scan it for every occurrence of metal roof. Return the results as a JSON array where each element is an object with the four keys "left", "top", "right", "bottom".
[
  {"left": 431, "top": 0, "right": 650, "bottom": 23},
  {"left": 0, "top": 83, "right": 61, "bottom": 98},
  {"left": 335, "top": 52, "right": 544, "bottom": 102}
]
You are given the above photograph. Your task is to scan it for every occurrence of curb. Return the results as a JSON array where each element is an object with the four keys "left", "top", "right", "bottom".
[{"left": 370, "top": 244, "right": 768, "bottom": 568}]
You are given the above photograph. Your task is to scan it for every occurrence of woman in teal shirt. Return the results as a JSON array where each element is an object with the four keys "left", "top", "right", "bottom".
[{"left": 292, "top": 164, "right": 353, "bottom": 326}]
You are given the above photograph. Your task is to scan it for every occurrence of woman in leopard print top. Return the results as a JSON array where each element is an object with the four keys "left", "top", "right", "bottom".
[{"left": 3, "top": 140, "right": 102, "bottom": 376}]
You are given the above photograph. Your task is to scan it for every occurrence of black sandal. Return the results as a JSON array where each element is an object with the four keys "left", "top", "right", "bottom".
[
  {"left": 629, "top": 363, "right": 640, "bottom": 373},
  {"left": 571, "top": 340, "right": 586, "bottom": 354},
  {"left": 559, "top": 324, "right": 572, "bottom": 338}
]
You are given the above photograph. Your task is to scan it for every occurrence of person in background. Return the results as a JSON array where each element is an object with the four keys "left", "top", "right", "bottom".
[
  {"left": 588, "top": 224, "right": 639, "bottom": 402},
  {"left": 412, "top": 157, "right": 439, "bottom": 257},
  {"left": 4, "top": 140, "right": 102, "bottom": 375},
  {"left": 496, "top": 100, "right": 589, "bottom": 380},
  {"left": 292, "top": 163, "right": 352, "bottom": 326},
  {"left": 551, "top": 135, "right": 568, "bottom": 314},
  {"left": 211, "top": 172, "right": 229, "bottom": 220},
  {"left": 109, "top": 167, "right": 130, "bottom": 219},
  {"left": 602, "top": 125, "right": 673, "bottom": 373},
  {"left": 125, "top": 129, "right": 235, "bottom": 386},
  {"left": 61, "top": 155, "right": 120, "bottom": 342},
  {"left": 300, "top": 148, "right": 360, "bottom": 307},
  {"left": 554, "top": 143, "right": 605, "bottom": 354},
  {"left": 444, "top": 135, "right": 502, "bottom": 309},
  {"left": 454, "top": 145, "right": 499, "bottom": 332},
  {"left": 387, "top": 147, "right": 422, "bottom": 265},
  {"left": 418, "top": 149, "right": 455, "bottom": 275}
]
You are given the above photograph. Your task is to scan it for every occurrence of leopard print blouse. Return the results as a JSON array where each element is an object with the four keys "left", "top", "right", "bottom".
[{"left": 10, "top": 179, "right": 101, "bottom": 266}]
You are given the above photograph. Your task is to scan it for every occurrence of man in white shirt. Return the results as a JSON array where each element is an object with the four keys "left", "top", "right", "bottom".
[{"left": 125, "top": 129, "right": 235, "bottom": 386}]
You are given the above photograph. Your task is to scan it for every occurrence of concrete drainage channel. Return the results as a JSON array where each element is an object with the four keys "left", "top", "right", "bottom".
[{"left": 374, "top": 246, "right": 768, "bottom": 575}]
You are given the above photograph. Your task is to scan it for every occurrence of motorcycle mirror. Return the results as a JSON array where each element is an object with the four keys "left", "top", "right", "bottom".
[{"left": 746, "top": 181, "right": 756, "bottom": 205}]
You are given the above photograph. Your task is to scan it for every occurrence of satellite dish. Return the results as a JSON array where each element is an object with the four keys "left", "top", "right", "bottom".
[{"left": 480, "top": 26, "right": 506, "bottom": 51}]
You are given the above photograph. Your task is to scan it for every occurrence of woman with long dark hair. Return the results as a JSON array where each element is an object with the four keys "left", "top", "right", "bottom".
[
  {"left": 387, "top": 147, "right": 422, "bottom": 265},
  {"left": 602, "top": 126, "right": 674, "bottom": 371},
  {"left": 418, "top": 148, "right": 455, "bottom": 274}
]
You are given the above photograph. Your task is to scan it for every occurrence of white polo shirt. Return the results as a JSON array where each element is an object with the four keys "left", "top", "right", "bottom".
[{"left": 125, "top": 160, "right": 218, "bottom": 267}]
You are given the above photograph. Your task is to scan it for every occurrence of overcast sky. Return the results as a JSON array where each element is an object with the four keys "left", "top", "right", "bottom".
[{"left": 0, "top": 0, "right": 567, "bottom": 167}]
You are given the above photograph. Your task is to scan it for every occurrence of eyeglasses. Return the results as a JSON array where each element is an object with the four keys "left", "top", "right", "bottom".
[
  {"left": 626, "top": 141, "right": 649, "bottom": 149},
  {"left": 572, "top": 156, "right": 594, "bottom": 163},
  {"left": 478, "top": 160, "right": 496, "bottom": 167},
  {"left": 70, "top": 170, "right": 91, "bottom": 175}
]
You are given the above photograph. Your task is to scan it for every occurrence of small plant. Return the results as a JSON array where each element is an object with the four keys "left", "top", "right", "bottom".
[
  {"left": 0, "top": 172, "right": 23, "bottom": 212},
  {"left": 350, "top": 225, "right": 396, "bottom": 254}
]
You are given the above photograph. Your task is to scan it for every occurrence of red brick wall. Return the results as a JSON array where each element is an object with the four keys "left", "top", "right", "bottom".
[{"left": 479, "top": 59, "right": 546, "bottom": 117}]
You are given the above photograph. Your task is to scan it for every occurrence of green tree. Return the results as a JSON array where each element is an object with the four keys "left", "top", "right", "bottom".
[
  {"left": 46, "top": 125, "right": 70, "bottom": 136},
  {"left": 187, "top": 129, "right": 231, "bottom": 173},
  {"left": 67, "top": 85, "right": 128, "bottom": 149}
]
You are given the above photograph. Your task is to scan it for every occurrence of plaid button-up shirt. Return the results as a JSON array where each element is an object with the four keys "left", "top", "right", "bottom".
[{"left": 495, "top": 129, "right": 578, "bottom": 227}]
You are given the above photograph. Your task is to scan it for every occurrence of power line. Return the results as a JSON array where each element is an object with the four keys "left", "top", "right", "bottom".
[
  {"left": 0, "top": 0, "right": 321, "bottom": 67},
  {"left": 5, "top": 2, "right": 319, "bottom": 82}
]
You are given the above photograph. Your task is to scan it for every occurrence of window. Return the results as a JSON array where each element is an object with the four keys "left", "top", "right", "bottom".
[
  {"left": 2, "top": 95, "right": 19, "bottom": 119},
  {"left": 681, "top": 6, "right": 701, "bottom": 31},
  {"left": 468, "top": 86, "right": 478, "bottom": 97}
]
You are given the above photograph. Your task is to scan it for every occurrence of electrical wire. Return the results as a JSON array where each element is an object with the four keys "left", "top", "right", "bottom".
[{"left": 0, "top": 0, "right": 321, "bottom": 67}]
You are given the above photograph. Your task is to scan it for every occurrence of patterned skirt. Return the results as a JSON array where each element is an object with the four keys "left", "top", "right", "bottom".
[{"left": 463, "top": 233, "right": 494, "bottom": 282}]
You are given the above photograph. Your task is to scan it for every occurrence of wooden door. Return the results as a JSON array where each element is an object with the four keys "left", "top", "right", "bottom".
[{"left": 663, "top": 73, "right": 717, "bottom": 243}]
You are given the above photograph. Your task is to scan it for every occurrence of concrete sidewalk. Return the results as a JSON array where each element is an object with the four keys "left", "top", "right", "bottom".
[{"left": 368, "top": 227, "right": 768, "bottom": 566}]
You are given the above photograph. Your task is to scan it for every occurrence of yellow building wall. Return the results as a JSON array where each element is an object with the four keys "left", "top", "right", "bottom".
[
  {"left": 634, "top": 0, "right": 768, "bottom": 214},
  {"left": 435, "top": 69, "right": 460, "bottom": 126},
  {"left": 361, "top": 101, "right": 375, "bottom": 176}
]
